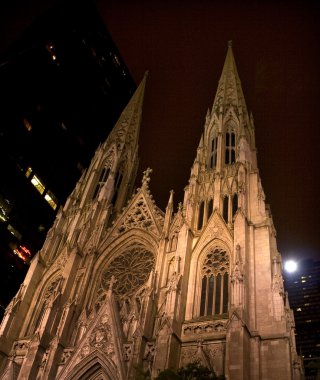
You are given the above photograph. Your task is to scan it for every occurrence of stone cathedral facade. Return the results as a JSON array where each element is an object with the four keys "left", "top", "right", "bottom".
[{"left": 0, "top": 44, "right": 303, "bottom": 379}]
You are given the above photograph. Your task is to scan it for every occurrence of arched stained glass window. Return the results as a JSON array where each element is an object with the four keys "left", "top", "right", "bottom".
[
  {"left": 199, "top": 248, "right": 229, "bottom": 317},
  {"left": 95, "top": 244, "right": 155, "bottom": 311}
]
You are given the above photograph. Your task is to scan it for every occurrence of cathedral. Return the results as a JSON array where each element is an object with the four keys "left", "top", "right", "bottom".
[{"left": 0, "top": 43, "right": 304, "bottom": 379}]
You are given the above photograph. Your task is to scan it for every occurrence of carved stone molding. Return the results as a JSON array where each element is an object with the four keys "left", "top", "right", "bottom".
[
  {"left": 180, "top": 341, "right": 225, "bottom": 376},
  {"left": 143, "top": 341, "right": 156, "bottom": 372},
  {"left": 182, "top": 319, "right": 227, "bottom": 338},
  {"left": 89, "top": 314, "right": 114, "bottom": 354},
  {"left": 12, "top": 339, "right": 30, "bottom": 357},
  {"left": 76, "top": 311, "right": 115, "bottom": 362},
  {"left": 59, "top": 348, "right": 74, "bottom": 365},
  {"left": 115, "top": 196, "right": 158, "bottom": 236},
  {"left": 123, "top": 343, "right": 133, "bottom": 362}
]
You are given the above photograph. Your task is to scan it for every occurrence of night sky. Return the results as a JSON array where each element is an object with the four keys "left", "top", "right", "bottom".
[{"left": 1, "top": 0, "right": 320, "bottom": 263}]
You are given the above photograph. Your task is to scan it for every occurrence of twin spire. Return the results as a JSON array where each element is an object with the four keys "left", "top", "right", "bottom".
[
  {"left": 105, "top": 41, "right": 247, "bottom": 163},
  {"left": 107, "top": 40, "right": 247, "bottom": 153},
  {"left": 93, "top": 42, "right": 249, "bottom": 212}
]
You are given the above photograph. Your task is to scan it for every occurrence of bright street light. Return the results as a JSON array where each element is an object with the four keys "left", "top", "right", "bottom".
[{"left": 284, "top": 260, "right": 297, "bottom": 273}]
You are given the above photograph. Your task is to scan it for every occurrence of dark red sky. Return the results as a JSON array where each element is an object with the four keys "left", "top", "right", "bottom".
[{"left": 1, "top": 0, "right": 320, "bottom": 262}]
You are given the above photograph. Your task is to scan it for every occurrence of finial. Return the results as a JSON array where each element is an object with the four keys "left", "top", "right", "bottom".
[
  {"left": 228, "top": 40, "right": 233, "bottom": 48},
  {"left": 142, "top": 167, "right": 153, "bottom": 187},
  {"left": 205, "top": 109, "right": 211, "bottom": 123},
  {"left": 167, "top": 190, "right": 174, "bottom": 207}
]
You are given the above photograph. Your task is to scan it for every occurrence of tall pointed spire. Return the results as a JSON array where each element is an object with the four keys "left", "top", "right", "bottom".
[
  {"left": 212, "top": 41, "right": 247, "bottom": 114},
  {"left": 66, "top": 72, "right": 148, "bottom": 214},
  {"left": 163, "top": 190, "right": 174, "bottom": 237},
  {"left": 104, "top": 71, "right": 148, "bottom": 152}
]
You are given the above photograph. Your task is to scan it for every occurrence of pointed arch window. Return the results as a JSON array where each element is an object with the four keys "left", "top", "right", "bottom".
[
  {"left": 223, "top": 195, "right": 229, "bottom": 223},
  {"left": 210, "top": 136, "right": 218, "bottom": 169},
  {"left": 225, "top": 131, "right": 236, "bottom": 164},
  {"left": 232, "top": 193, "right": 238, "bottom": 219},
  {"left": 32, "top": 302, "right": 47, "bottom": 333},
  {"left": 199, "top": 248, "right": 229, "bottom": 317},
  {"left": 93, "top": 166, "right": 110, "bottom": 200},
  {"left": 197, "top": 201, "right": 205, "bottom": 230},
  {"left": 111, "top": 170, "right": 123, "bottom": 205},
  {"left": 28, "top": 275, "right": 62, "bottom": 334}
]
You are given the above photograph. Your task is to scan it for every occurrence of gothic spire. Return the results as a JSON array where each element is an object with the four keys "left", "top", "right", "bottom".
[
  {"left": 212, "top": 41, "right": 248, "bottom": 115},
  {"left": 163, "top": 190, "right": 174, "bottom": 237},
  {"left": 103, "top": 71, "right": 148, "bottom": 153},
  {"left": 65, "top": 72, "right": 148, "bottom": 213}
]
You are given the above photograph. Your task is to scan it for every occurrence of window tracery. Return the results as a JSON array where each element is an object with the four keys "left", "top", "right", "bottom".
[
  {"left": 199, "top": 248, "right": 229, "bottom": 317},
  {"left": 225, "top": 127, "right": 236, "bottom": 165},
  {"left": 115, "top": 196, "right": 158, "bottom": 236},
  {"left": 197, "top": 198, "right": 214, "bottom": 231},
  {"left": 95, "top": 245, "right": 155, "bottom": 310},
  {"left": 222, "top": 193, "right": 238, "bottom": 224},
  {"left": 30, "top": 275, "right": 62, "bottom": 334},
  {"left": 92, "top": 152, "right": 114, "bottom": 200},
  {"left": 111, "top": 169, "right": 123, "bottom": 205}
]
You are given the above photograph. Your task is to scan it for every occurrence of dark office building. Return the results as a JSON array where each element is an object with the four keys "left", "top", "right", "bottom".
[
  {"left": 284, "top": 259, "right": 320, "bottom": 379},
  {"left": 0, "top": 0, "right": 136, "bottom": 314}
]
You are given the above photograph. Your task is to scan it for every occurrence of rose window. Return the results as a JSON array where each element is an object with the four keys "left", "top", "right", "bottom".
[{"left": 98, "top": 245, "right": 155, "bottom": 304}]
